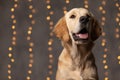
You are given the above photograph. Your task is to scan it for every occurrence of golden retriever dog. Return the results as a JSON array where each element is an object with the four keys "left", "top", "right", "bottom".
[{"left": 53, "top": 8, "right": 101, "bottom": 80}]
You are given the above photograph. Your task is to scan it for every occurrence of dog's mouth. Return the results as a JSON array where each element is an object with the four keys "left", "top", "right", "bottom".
[{"left": 72, "top": 28, "right": 89, "bottom": 42}]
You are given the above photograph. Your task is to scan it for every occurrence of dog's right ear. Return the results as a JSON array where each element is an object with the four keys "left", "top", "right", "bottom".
[{"left": 53, "top": 17, "right": 70, "bottom": 42}]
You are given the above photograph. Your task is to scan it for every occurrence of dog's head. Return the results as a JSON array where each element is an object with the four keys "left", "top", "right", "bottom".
[{"left": 53, "top": 8, "right": 101, "bottom": 44}]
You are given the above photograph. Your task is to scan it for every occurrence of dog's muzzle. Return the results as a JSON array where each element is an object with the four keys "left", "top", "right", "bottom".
[{"left": 72, "top": 15, "right": 90, "bottom": 43}]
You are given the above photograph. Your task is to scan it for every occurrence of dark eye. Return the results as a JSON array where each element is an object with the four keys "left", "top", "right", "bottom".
[{"left": 70, "top": 15, "right": 76, "bottom": 18}]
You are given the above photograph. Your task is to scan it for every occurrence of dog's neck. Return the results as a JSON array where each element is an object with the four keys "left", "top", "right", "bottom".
[{"left": 62, "top": 40, "right": 94, "bottom": 67}]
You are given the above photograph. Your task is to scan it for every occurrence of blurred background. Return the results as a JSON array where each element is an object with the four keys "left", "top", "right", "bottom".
[{"left": 0, "top": 0, "right": 120, "bottom": 80}]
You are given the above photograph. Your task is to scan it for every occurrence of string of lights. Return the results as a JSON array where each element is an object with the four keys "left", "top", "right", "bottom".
[
  {"left": 46, "top": 0, "right": 54, "bottom": 80},
  {"left": 114, "top": 0, "right": 120, "bottom": 65},
  {"left": 98, "top": 0, "right": 109, "bottom": 80},
  {"left": 115, "top": 1, "right": 120, "bottom": 39},
  {"left": 26, "top": 0, "right": 36, "bottom": 80},
  {"left": 84, "top": 0, "right": 89, "bottom": 9},
  {"left": 7, "top": 0, "right": 18, "bottom": 79},
  {"left": 63, "top": 0, "right": 70, "bottom": 14}
]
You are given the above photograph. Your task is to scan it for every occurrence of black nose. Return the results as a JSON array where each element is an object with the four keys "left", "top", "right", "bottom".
[{"left": 80, "top": 16, "right": 89, "bottom": 24}]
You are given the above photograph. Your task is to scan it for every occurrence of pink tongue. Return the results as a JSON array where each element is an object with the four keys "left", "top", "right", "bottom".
[{"left": 76, "top": 33, "right": 88, "bottom": 39}]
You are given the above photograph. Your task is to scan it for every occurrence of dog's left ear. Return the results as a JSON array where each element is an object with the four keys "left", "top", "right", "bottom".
[
  {"left": 53, "top": 17, "right": 70, "bottom": 42},
  {"left": 91, "top": 18, "right": 102, "bottom": 41}
]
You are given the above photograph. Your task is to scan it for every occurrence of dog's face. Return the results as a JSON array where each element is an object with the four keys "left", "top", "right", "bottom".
[{"left": 54, "top": 8, "right": 101, "bottom": 44}]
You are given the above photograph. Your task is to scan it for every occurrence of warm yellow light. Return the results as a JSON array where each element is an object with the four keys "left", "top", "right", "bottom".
[
  {"left": 46, "top": 16, "right": 50, "bottom": 20},
  {"left": 115, "top": 3, "right": 119, "bottom": 7},
  {"left": 29, "top": 5, "right": 33, "bottom": 9},
  {"left": 104, "top": 65, "right": 108, "bottom": 69},
  {"left": 84, "top": 5, "right": 88, "bottom": 8},
  {"left": 66, "top": 0, "right": 70, "bottom": 4},
  {"left": 115, "top": 28, "right": 119, "bottom": 32},
  {"left": 29, "top": 59, "right": 34, "bottom": 63},
  {"left": 48, "top": 65, "right": 52, "bottom": 69},
  {"left": 115, "top": 34, "right": 119, "bottom": 38},
  {"left": 102, "top": 39, "right": 106, "bottom": 42},
  {"left": 102, "top": 1, "right": 106, "bottom": 5},
  {"left": 13, "top": 31, "right": 17, "bottom": 35},
  {"left": 49, "top": 70, "right": 53, "bottom": 75},
  {"left": 102, "top": 32, "right": 106, "bottom": 36},
  {"left": 47, "top": 5, "right": 51, "bottom": 9},
  {"left": 103, "top": 54, "right": 107, "bottom": 58},
  {"left": 32, "top": 9, "right": 36, "bottom": 13},
  {"left": 11, "top": 8, "right": 14, "bottom": 12},
  {"left": 11, "top": 58, "right": 15, "bottom": 62},
  {"left": 49, "top": 11, "right": 54, "bottom": 15},
  {"left": 28, "top": 70, "right": 32, "bottom": 74},
  {"left": 14, "top": 4, "right": 18, "bottom": 8},
  {"left": 28, "top": 0, "right": 32, "bottom": 2},
  {"left": 29, "top": 42, "right": 34, "bottom": 47},
  {"left": 46, "top": 0, "right": 50, "bottom": 4},
  {"left": 102, "top": 10, "right": 106, "bottom": 14},
  {"left": 64, "top": 10, "right": 67, "bottom": 14},
  {"left": 104, "top": 77, "right": 109, "bottom": 80},
  {"left": 26, "top": 76, "right": 31, "bottom": 80},
  {"left": 13, "top": 19, "right": 17, "bottom": 24},
  {"left": 9, "top": 47, "right": 12, "bottom": 51},
  {"left": 27, "top": 36, "right": 31, "bottom": 40},
  {"left": 8, "top": 70, "right": 11, "bottom": 74},
  {"left": 46, "top": 77, "right": 50, "bottom": 80},
  {"left": 99, "top": 6, "right": 103, "bottom": 11},
  {"left": 31, "top": 20, "right": 35, "bottom": 24},
  {"left": 101, "top": 22, "right": 105, "bottom": 26},
  {"left": 28, "top": 30, "right": 32, "bottom": 35},
  {"left": 12, "top": 37, "right": 16, "bottom": 41},
  {"left": 116, "top": 17, "right": 119, "bottom": 22},
  {"left": 29, "top": 27, "right": 32, "bottom": 30},
  {"left": 119, "top": 61, "right": 120, "bottom": 64},
  {"left": 29, "top": 54, "right": 33, "bottom": 58},
  {"left": 101, "top": 42, "right": 106, "bottom": 46},
  {"left": 29, "top": 14, "right": 33, "bottom": 18},
  {"left": 48, "top": 41, "right": 52, "bottom": 45},
  {"left": 84, "top": 0, "right": 88, "bottom": 4},
  {"left": 14, "top": 0, "right": 18, "bottom": 2},
  {"left": 8, "top": 53, "right": 12, "bottom": 57},
  {"left": 12, "top": 41, "right": 16, "bottom": 45},
  {"left": 12, "top": 25, "right": 15, "bottom": 29},
  {"left": 104, "top": 48, "right": 108, "bottom": 52},
  {"left": 8, "top": 75, "right": 11, "bottom": 79},
  {"left": 118, "top": 56, "right": 120, "bottom": 60},
  {"left": 8, "top": 64, "right": 11, "bottom": 68},
  {"left": 11, "top": 15, "right": 15, "bottom": 19},
  {"left": 29, "top": 48, "right": 33, "bottom": 52},
  {"left": 29, "top": 64, "right": 32, "bottom": 67},
  {"left": 102, "top": 17, "right": 106, "bottom": 21},
  {"left": 118, "top": 13, "right": 120, "bottom": 17},
  {"left": 49, "top": 54, "right": 53, "bottom": 58},
  {"left": 103, "top": 60, "right": 106, "bottom": 64}
]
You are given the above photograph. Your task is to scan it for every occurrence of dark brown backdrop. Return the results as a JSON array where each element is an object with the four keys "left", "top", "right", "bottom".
[{"left": 0, "top": 0, "right": 120, "bottom": 80}]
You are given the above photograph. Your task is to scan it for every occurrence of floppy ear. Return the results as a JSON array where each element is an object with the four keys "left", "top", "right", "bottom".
[
  {"left": 91, "top": 18, "right": 102, "bottom": 41},
  {"left": 53, "top": 17, "right": 70, "bottom": 42}
]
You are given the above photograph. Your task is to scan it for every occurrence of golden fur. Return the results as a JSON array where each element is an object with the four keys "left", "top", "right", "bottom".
[{"left": 53, "top": 8, "right": 101, "bottom": 80}]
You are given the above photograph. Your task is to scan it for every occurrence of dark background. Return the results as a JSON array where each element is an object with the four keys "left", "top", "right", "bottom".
[{"left": 0, "top": 0, "right": 120, "bottom": 80}]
